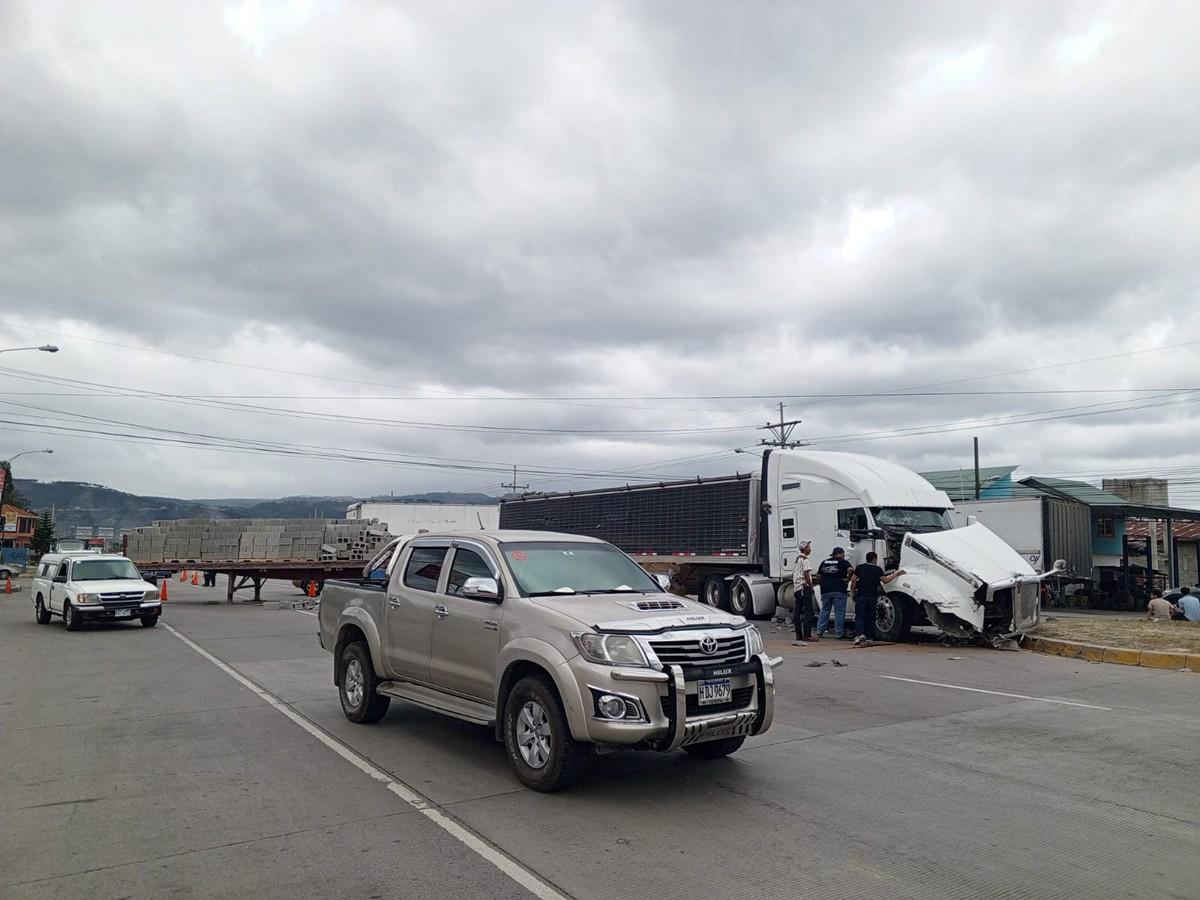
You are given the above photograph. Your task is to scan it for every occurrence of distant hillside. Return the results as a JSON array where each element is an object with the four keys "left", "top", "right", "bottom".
[{"left": 14, "top": 480, "right": 501, "bottom": 541}]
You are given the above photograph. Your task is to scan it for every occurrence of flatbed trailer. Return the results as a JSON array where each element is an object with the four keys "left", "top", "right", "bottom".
[{"left": 130, "top": 559, "right": 371, "bottom": 602}]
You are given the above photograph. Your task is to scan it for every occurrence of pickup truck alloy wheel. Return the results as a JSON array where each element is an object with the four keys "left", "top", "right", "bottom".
[
  {"left": 63, "top": 601, "right": 81, "bottom": 632},
  {"left": 35, "top": 596, "right": 51, "bottom": 625},
  {"left": 503, "top": 676, "right": 586, "bottom": 792},
  {"left": 516, "top": 701, "right": 552, "bottom": 769},
  {"left": 338, "top": 641, "right": 391, "bottom": 724}
]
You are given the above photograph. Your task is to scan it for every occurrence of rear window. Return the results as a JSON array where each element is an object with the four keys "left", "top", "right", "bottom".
[{"left": 403, "top": 547, "right": 448, "bottom": 592}]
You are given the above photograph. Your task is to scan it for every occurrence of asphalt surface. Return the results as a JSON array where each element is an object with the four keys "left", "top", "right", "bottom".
[{"left": 3, "top": 576, "right": 1198, "bottom": 900}]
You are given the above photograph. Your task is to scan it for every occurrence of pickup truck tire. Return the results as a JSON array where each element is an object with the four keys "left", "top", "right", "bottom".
[
  {"left": 701, "top": 575, "right": 730, "bottom": 611},
  {"left": 503, "top": 676, "right": 586, "bottom": 792},
  {"left": 875, "top": 592, "right": 913, "bottom": 643},
  {"left": 338, "top": 642, "right": 391, "bottom": 724},
  {"left": 140, "top": 614, "right": 159, "bottom": 628},
  {"left": 682, "top": 736, "right": 746, "bottom": 759},
  {"left": 63, "top": 601, "right": 81, "bottom": 632},
  {"left": 35, "top": 596, "right": 52, "bottom": 625}
]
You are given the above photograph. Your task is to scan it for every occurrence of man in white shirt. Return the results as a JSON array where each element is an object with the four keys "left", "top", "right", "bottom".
[{"left": 792, "top": 540, "right": 815, "bottom": 646}]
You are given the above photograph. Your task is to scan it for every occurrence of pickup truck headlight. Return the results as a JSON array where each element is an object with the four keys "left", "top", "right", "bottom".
[
  {"left": 573, "top": 633, "right": 649, "bottom": 667},
  {"left": 746, "top": 625, "right": 764, "bottom": 655},
  {"left": 74, "top": 593, "right": 99, "bottom": 605},
  {"left": 143, "top": 590, "right": 159, "bottom": 602}
]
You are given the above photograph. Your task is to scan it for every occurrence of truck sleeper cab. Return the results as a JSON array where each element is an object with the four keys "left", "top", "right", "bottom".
[
  {"left": 319, "top": 531, "right": 780, "bottom": 792},
  {"left": 32, "top": 553, "right": 162, "bottom": 631}
]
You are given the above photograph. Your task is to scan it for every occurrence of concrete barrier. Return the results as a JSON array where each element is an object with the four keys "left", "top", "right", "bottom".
[{"left": 1025, "top": 635, "right": 1196, "bottom": 672}]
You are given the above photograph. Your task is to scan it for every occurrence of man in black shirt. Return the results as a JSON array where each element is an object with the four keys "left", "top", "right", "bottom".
[
  {"left": 850, "top": 551, "right": 905, "bottom": 646},
  {"left": 815, "top": 547, "right": 853, "bottom": 639}
]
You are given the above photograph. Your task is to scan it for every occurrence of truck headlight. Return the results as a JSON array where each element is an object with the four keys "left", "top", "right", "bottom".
[
  {"left": 573, "top": 633, "right": 649, "bottom": 667},
  {"left": 143, "top": 590, "right": 159, "bottom": 602},
  {"left": 746, "top": 625, "right": 764, "bottom": 655},
  {"left": 75, "top": 593, "right": 99, "bottom": 605}
]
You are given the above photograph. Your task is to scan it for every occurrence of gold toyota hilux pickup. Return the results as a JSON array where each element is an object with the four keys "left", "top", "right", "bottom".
[{"left": 319, "top": 530, "right": 780, "bottom": 791}]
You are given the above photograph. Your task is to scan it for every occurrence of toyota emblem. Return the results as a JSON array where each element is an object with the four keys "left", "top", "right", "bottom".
[{"left": 699, "top": 636, "right": 719, "bottom": 655}]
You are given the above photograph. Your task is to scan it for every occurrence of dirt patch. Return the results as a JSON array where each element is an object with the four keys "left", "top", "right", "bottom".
[{"left": 1033, "top": 615, "right": 1200, "bottom": 653}]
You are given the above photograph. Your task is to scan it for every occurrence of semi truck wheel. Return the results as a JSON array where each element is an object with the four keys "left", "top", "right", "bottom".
[
  {"left": 701, "top": 575, "right": 730, "bottom": 611},
  {"left": 338, "top": 642, "right": 391, "bottom": 724},
  {"left": 875, "top": 592, "right": 913, "bottom": 642},
  {"left": 729, "top": 579, "right": 753, "bottom": 616}
]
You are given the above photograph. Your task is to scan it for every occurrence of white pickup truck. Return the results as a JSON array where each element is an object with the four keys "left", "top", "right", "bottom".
[
  {"left": 32, "top": 553, "right": 163, "bottom": 630},
  {"left": 319, "top": 530, "right": 780, "bottom": 791}
]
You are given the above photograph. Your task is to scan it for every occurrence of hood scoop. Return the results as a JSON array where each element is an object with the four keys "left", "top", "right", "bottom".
[{"left": 627, "top": 598, "right": 686, "bottom": 611}]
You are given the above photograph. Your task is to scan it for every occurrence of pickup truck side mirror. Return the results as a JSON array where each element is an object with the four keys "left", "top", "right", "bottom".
[
  {"left": 54, "top": 574, "right": 68, "bottom": 583},
  {"left": 461, "top": 576, "right": 501, "bottom": 601},
  {"left": 653, "top": 573, "right": 671, "bottom": 591}
]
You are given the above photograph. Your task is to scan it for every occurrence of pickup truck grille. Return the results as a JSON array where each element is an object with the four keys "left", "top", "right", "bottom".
[
  {"left": 648, "top": 634, "right": 746, "bottom": 667},
  {"left": 661, "top": 686, "right": 755, "bottom": 718},
  {"left": 100, "top": 591, "right": 146, "bottom": 604}
]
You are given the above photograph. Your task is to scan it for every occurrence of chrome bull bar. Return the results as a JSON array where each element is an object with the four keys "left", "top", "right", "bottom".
[{"left": 658, "top": 652, "right": 775, "bottom": 752}]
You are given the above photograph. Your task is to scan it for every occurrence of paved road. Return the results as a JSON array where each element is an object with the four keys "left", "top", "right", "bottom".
[{"left": 3, "top": 576, "right": 1198, "bottom": 899}]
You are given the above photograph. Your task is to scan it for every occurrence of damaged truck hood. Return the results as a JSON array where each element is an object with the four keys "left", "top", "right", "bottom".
[{"left": 894, "top": 522, "right": 1041, "bottom": 636}]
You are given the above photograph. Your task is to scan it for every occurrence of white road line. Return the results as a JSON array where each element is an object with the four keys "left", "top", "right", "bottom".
[
  {"left": 292, "top": 609, "right": 318, "bottom": 617},
  {"left": 163, "top": 623, "right": 569, "bottom": 900},
  {"left": 878, "top": 675, "right": 1112, "bottom": 710}
]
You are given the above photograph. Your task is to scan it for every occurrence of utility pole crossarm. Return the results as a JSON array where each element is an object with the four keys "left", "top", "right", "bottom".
[
  {"left": 502, "top": 465, "right": 529, "bottom": 497},
  {"left": 759, "top": 401, "right": 808, "bottom": 449}
]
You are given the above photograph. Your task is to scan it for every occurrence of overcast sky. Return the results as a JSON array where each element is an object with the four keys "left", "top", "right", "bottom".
[{"left": 2, "top": 1, "right": 1199, "bottom": 506}]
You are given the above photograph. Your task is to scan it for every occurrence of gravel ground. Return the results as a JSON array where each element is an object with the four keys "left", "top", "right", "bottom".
[{"left": 1034, "top": 614, "right": 1200, "bottom": 652}]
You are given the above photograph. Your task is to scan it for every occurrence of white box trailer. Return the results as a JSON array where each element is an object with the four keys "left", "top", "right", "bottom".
[
  {"left": 501, "top": 450, "right": 1059, "bottom": 642},
  {"left": 346, "top": 500, "right": 500, "bottom": 532},
  {"left": 949, "top": 496, "right": 1092, "bottom": 577}
]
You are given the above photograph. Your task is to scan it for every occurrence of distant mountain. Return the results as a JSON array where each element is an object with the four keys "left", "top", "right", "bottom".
[{"left": 14, "top": 480, "right": 501, "bottom": 540}]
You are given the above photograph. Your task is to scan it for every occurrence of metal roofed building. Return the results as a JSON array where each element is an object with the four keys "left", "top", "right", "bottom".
[{"left": 919, "top": 466, "right": 1018, "bottom": 501}]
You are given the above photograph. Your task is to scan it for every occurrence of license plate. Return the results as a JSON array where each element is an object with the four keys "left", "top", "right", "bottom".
[
  {"left": 114, "top": 609, "right": 132, "bottom": 618},
  {"left": 697, "top": 678, "right": 732, "bottom": 706}
]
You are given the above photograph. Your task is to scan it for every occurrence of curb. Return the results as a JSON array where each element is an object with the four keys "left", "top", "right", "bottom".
[{"left": 1024, "top": 636, "right": 1197, "bottom": 672}]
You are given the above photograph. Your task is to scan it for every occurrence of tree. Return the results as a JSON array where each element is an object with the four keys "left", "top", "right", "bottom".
[{"left": 31, "top": 510, "right": 55, "bottom": 557}]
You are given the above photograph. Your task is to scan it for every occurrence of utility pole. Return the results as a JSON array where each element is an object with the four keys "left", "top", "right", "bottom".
[
  {"left": 759, "top": 402, "right": 806, "bottom": 449},
  {"left": 501, "top": 465, "right": 529, "bottom": 497},
  {"left": 973, "top": 436, "right": 981, "bottom": 500}
]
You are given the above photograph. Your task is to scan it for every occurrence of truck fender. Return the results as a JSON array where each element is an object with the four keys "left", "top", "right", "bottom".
[
  {"left": 334, "top": 607, "right": 386, "bottom": 683},
  {"left": 494, "top": 638, "right": 590, "bottom": 743},
  {"left": 733, "top": 574, "right": 777, "bottom": 618}
]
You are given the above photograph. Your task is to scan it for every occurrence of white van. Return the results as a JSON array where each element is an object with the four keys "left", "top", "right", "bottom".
[{"left": 32, "top": 553, "right": 162, "bottom": 631}]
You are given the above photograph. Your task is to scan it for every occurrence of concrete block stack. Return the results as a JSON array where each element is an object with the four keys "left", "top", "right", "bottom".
[{"left": 125, "top": 518, "right": 393, "bottom": 564}]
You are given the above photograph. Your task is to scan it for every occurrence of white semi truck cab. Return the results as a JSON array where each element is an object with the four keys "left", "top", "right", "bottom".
[{"left": 501, "top": 449, "right": 1059, "bottom": 643}]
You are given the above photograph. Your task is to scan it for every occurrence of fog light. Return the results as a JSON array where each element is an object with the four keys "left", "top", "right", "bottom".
[{"left": 598, "top": 694, "right": 627, "bottom": 719}]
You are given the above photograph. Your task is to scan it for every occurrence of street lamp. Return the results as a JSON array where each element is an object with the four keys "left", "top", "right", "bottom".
[
  {"left": 5, "top": 449, "right": 54, "bottom": 464},
  {"left": 0, "top": 344, "right": 58, "bottom": 354}
]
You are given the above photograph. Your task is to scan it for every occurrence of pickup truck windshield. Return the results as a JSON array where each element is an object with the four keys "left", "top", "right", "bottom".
[
  {"left": 501, "top": 542, "right": 660, "bottom": 596},
  {"left": 71, "top": 559, "right": 143, "bottom": 582},
  {"left": 872, "top": 508, "right": 953, "bottom": 531}
]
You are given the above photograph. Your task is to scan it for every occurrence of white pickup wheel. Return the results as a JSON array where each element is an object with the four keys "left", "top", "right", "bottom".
[
  {"left": 35, "top": 596, "right": 51, "bottom": 625},
  {"left": 503, "top": 676, "right": 586, "bottom": 792}
]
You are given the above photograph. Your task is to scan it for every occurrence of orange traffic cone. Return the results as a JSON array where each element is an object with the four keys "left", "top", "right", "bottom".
[
  {"left": 179, "top": 569, "right": 187, "bottom": 582},
  {"left": 4, "top": 576, "right": 12, "bottom": 594},
  {"left": 159, "top": 579, "right": 169, "bottom": 602},
  {"left": 307, "top": 581, "right": 318, "bottom": 599},
  {"left": 191, "top": 572, "right": 199, "bottom": 586}
]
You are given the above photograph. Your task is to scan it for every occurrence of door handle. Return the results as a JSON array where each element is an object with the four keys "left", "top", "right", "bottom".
[
  {"left": 434, "top": 604, "right": 449, "bottom": 618},
  {"left": 387, "top": 595, "right": 403, "bottom": 608}
]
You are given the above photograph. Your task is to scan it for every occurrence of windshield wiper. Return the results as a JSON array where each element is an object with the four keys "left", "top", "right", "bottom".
[
  {"left": 527, "top": 587, "right": 577, "bottom": 596},
  {"left": 582, "top": 587, "right": 640, "bottom": 594}
]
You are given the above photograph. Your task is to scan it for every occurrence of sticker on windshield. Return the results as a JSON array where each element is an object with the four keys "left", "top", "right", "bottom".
[{"left": 510, "top": 551, "right": 527, "bottom": 561}]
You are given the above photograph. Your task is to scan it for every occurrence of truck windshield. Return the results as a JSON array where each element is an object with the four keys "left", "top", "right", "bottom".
[
  {"left": 71, "top": 559, "right": 143, "bottom": 582},
  {"left": 500, "top": 541, "right": 660, "bottom": 596},
  {"left": 872, "top": 508, "right": 953, "bottom": 531}
]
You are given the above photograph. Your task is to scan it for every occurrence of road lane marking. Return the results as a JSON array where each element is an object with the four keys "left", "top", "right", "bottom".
[
  {"left": 878, "top": 675, "right": 1112, "bottom": 710},
  {"left": 293, "top": 609, "right": 318, "bottom": 617},
  {"left": 163, "top": 623, "right": 570, "bottom": 900}
]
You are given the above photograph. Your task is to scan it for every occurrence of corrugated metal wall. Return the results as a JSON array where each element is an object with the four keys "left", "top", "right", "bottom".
[{"left": 1045, "top": 497, "right": 1092, "bottom": 577}]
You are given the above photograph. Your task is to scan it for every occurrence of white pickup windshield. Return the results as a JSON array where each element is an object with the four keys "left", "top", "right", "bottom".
[
  {"left": 500, "top": 541, "right": 660, "bottom": 596},
  {"left": 71, "top": 559, "right": 143, "bottom": 582}
]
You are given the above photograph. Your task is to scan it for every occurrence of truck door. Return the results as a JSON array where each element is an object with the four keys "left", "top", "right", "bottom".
[
  {"left": 836, "top": 507, "right": 872, "bottom": 566},
  {"left": 49, "top": 561, "right": 70, "bottom": 613},
  {"left": 778, "top": 506, "right": 799, "bottom": 577},
  {"left": 428, "top": 544, "right": 502, "bottom": 701},
  {"left": 385, "top": 544, "right": 446, "bottom": 682}
]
